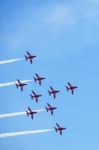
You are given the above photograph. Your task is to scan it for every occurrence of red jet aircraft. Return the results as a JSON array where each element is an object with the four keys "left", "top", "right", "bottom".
[
  {"left": 66, "top": 82, "right": 78, "bottom": 94},
  {"left": 26, "top": 107, "right": 37, "bottom": 119},
  {"left": 15, "top": 79, "right": 27, "bottom": 91},
  {"left": 55, "top": 123, "right": 66, "bottom": 135},
  {"left": 30, "top": 90, "right": 42, "bottom": 102},
  {"left": 45, "top": 103, "right": 57, "bottom": 115},
  {"left": 25, "top": 51, "right": 36, "bottom": 64},
  {"left": 48, "top": 86, "right": 60, "bottom": 99},
  {"left": 33, "top": 73, "right": 45, "bottom": 85}
]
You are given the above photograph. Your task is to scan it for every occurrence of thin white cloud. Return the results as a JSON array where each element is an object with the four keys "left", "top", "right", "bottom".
[
  {"left": 1, "top": 1, "right": 99, "bottom": 57},
  {"left": 75, "top": 0, "right": 99, "bottom": 20},
  {"left": 43, "top": 5, "right": 76, "bottom": 31}
]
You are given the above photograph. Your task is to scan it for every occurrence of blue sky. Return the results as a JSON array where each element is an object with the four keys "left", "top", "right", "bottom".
[{"left": 0, "top": 0, "right": 99, "bottom": 149}]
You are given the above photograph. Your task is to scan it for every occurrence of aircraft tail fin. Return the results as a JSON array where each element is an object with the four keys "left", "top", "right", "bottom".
[{"left": 48, "top": 90, "right": 51, "bottom": 96}]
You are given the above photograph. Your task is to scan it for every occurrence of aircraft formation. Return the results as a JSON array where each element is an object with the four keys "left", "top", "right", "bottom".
[
  {"left": 14, "top": 51, "right": 78, "bottom": 135},
  {"left": 0, "top": 51, "right": 78, "bottom": 135}
]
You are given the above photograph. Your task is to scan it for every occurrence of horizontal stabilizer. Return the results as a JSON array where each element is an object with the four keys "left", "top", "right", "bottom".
[
  {"left": 55, "top": 127, "right": 57, "bottom": 132},
  {"left": 16, "top": 84, "right": 18, "bottom": 88},
  {"left": 45, "top": 107, "right": 49, "bottom": 112},
  {"left": 34, "top": 77, "right": 37, "bottom": 82},
  {"left": 66, "top": 86, "right": 69, "bottom": 91},
  {"left": 24, "top": 55, "right": 28, "bottom": 61},
  {"left": 30, "top": 94, "right": 33, "bottom": 99},
  {"left": 48, "top": 90, "right": 51, "bottom": 96},
  {"left": 26, "top": 111, "right": 29, "bottom": 117}
]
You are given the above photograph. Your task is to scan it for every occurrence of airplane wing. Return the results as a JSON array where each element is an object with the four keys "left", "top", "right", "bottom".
[
  {"left": 21, "top": 87, "right": 23, "bottom": 91},
  {"left": 32, "top": 91, "right": 36, "bottom": 95},
  {"left": 51, "top": 110, "right": 53, "bottom": 115},
  {"left": 54, "top": 93, "right": 56, "bottom": 99},
  {"left": 68, "top": 82, "right": 71, "bottom": 86},
  {"left": 50, "top": 86, "right": 54, "bottom": 91},
  {"left": 56, "top": 123, "right": 60, "bottom": 128},
  {"left": 17, "top": 79, "right": 21, "bottom": 84},
  {"left": 35, "top": 73, "right": 39, "bottom": 77},
  {"left": 39, "top": 80, "right": 41, "bottom": 85},
  {"left": 71, "top": 89, "right": 74, "bottom": 94},
  {"left": 27, "top": 51, "right": 31, "bottom": 56},
  {"left": 30, "top": 59, "right": 32, "bottom": 64},
  {"left": 36, "top": 97, "right": 38, "bottom": 102},
  {"left": 31, "top": 114, "right": 33, "bottom": 119},
  {"left": 60, "top": 131, "right": 62, "bottom": 135},
  {"left": 47, "top": 103, "right": 51, "bottom": 107},
  {"left": 28, "top": 107, "right": 31, "bottom": 112}
]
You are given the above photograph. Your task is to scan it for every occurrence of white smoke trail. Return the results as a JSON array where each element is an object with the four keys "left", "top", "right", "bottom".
[
  {"left": 0, "top": 112, "right": 26, "bottom": 119},
  {"left": 0, "top": 129, "right": 54, "bottom": 138},
  {"left": 0, "top": 109, "right": 44, "bottom": 119},
  {"left": 0, "top": 58, "right": 24, "bottom": 65},
  {"left": 0, "top": 80, "right": 32, "bottom": 87}
]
